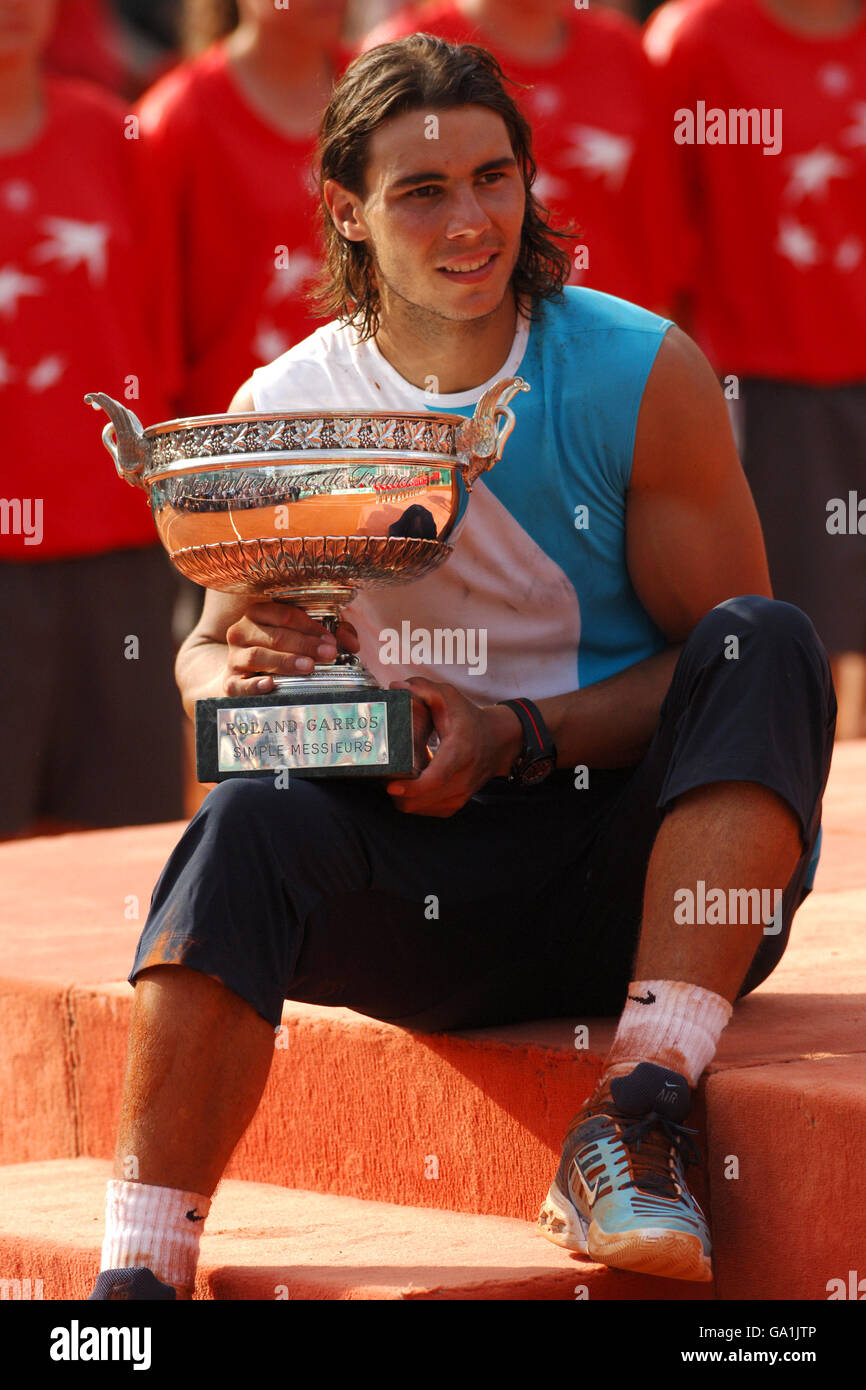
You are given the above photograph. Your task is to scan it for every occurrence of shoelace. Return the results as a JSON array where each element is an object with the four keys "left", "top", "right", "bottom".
[{"left": 617, "top": 1110, "right": 702, "bottom": 1200}]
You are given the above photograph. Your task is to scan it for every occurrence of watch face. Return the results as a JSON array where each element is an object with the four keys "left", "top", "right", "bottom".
[{"left": 521, "top": 756, "right": 556, "bottom": 786}]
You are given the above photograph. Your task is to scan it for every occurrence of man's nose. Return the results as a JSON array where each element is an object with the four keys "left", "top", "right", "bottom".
[{"left": 443, "top": 182, "right": 494, "bottom": 237}]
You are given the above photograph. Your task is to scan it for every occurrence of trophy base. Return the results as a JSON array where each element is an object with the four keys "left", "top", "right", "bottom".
[{"left": 195, "top": 684, "right": 413, "bottom": 783}]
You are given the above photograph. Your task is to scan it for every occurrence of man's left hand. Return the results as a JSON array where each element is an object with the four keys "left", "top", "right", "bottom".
[{"left": 385, "top": 676, "right": 521, "bottom": 817}]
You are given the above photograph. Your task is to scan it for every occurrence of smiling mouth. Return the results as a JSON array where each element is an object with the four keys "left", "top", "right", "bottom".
[{"left": 438, "top": 253, "right": 498, "bottom": 274}]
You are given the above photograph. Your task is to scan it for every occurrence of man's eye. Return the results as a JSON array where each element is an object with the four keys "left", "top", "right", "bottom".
[{"left": 406, "top": 173, "right": 506, "bottom": 199}]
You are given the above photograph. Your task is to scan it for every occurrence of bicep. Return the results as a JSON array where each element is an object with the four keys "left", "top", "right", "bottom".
[{"left": 626, "top": 326, "right": 771, "bottom": 642}]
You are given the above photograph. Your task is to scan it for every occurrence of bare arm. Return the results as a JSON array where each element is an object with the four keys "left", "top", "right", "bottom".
[{"left": 490, "top": 326, "right": 772, "bottom": 773}]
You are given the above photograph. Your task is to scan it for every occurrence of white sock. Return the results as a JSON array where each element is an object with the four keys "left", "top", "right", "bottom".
[
  {"left": 602, "top": 979, "right": 733, "bottom": 1090},
  {"left": 100, "top": 1180, "right": 212, "bottom": 1298}
]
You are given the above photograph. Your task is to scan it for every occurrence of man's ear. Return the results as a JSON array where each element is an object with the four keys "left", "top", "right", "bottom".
[{"left": 323, "top": 178, "right": 369, "bottom": 244}]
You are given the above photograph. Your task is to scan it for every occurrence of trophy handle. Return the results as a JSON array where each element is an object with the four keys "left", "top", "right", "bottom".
[
  {"left": 455, "top": 376, "right": 530, "bottom": 488},
  {"left": 84, "top": 392, "right": 149, "bottom": 488}
]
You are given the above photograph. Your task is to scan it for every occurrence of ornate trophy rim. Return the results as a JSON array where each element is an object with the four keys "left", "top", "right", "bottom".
[
  {"left": 85, "top": 377, "right": 530, "bottom": 490},
  {"left": 83, "top": 381, "right": 530, "bottom": 612},
  {"left": 141, "top": 406, "right": 491, "bottom": 437}
]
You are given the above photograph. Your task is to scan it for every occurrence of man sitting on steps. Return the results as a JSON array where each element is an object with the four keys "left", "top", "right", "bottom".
[{"left": 89, "top": 34, "right": 835, "bottom": 1300}]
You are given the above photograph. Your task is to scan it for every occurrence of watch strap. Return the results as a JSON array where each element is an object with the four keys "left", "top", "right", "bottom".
[{"left": 496, "top": 698, "right": 556, "bottom": 782}]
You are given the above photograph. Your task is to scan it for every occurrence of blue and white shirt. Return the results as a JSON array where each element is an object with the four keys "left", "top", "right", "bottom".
[{"left": 251, "top": 286, "right": 674, "bottom": 705}]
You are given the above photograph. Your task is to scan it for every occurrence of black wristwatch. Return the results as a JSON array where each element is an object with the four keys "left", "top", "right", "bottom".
[{"left": 496, "top": 698, "right": 558, "bottom": 787}]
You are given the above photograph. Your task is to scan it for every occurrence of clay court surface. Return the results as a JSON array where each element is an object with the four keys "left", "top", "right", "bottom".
[{"left": 0, "top": 743, "right": 864, "bottom": 1300}]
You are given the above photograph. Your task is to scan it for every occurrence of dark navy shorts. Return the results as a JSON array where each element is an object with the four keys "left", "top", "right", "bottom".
[{"left": 130, "top": 596, "right": 836, "bottom": 1032}]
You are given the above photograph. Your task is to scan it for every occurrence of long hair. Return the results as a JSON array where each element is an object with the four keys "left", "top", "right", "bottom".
[{"left": 309, "top": 34, "right": 578, "bottom": 338}]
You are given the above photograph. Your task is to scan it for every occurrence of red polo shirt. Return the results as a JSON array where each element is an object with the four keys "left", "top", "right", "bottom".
[
  {"left": 645, "top": 0, "right": 866, "bottom": 381},
  {"left": 136, "top": 42, "right": 349, "bottom": 417},
  {"left": 0, "top": 78, "right": 171, "bottom": 560}
]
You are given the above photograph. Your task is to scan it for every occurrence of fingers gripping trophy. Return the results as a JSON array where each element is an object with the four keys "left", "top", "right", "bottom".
[{"left": 85, "top": 382, "right": 529, "bottom": 782}]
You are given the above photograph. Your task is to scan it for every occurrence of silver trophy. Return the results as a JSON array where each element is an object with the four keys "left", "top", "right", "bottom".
[{"left": 85, "top": 379, "right": 529, "bottom": 781}]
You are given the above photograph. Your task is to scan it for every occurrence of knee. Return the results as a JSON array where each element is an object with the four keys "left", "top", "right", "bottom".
[
  {"left": 198, "top": 774, "right": 367, "bottom": 851},
  {"left": 690, "top": 594, "right": 829, "bottom": 668},
  {"left": 681, "top": 595, "right": 836, "bottom": 744},
  {"left": 717, "top": 594, "right": 821, "bottom": 645},
  {"left": 195, "top": 777, "right": 277, "bottom": 840}
]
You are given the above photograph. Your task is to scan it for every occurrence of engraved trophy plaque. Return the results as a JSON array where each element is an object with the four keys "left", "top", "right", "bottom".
[{"left": 85, "top": 379, "right": 529, "bottom": 782}]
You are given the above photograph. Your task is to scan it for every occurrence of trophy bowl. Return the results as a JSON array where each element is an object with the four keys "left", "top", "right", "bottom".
[{"left": 85, "top": 378, "right": 529, "bottom": 780}]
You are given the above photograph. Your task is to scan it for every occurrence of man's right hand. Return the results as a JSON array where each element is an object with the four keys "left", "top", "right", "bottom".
[{"left": 222, "top": 600, "right": 361, "bottom": 698}]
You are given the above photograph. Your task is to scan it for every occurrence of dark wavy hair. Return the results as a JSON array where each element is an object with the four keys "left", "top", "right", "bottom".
[{"left": 309, "top": 33, "right": 578, "bottom": 338}]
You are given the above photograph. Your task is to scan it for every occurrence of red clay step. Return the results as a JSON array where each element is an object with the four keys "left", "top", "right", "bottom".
[
  {"left": 707, "top": 1055, "right": 866, "bottom": 1301},
  {"left": 2, "top": 883, "right": 863, "bottom": 1222},
  {"left": 0, "top": 744, "right": 863, "bottom": 1299},
  {"left": 0, "top": 1158, "right": 713, "bottom": 1301}
]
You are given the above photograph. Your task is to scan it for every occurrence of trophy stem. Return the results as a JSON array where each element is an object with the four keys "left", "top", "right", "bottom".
[{"left": 270, "top": 589, "right": 378, "bottom": 691}]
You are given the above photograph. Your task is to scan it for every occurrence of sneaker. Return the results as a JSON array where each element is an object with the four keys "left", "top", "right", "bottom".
[
  {"left": 88, "top": 1267, "right": 176, "bottom": 1300},
  {"left": 537, "top": 1061, "right": 712, "bottom": 1282}
]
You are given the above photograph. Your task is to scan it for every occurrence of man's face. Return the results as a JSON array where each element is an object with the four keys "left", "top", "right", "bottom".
[
  {"left": 328, "top": 105, "right": 526, "bottom": 328},
  {"left": 0, "top": 0, "right": 57, "bottom": 61}
]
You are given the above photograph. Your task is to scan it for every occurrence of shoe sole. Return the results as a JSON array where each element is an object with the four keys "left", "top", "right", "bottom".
[{"left": 537, "top": 1182, "right": 713, "bottom": 1283}]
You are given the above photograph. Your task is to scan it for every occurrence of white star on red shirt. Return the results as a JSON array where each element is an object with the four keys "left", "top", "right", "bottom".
[
  {"left": 32, "top": 217, "right": 110, "bottom": 284},
  {"left": 252, "top": 322, "right": 291, "bottom": 363},
  {"left": 0, "top": 264, "right": 43, "bottom": 316},
  {"left": 775, "top": 217, "right": 823, "bottom": 268},
  {"left": 265, "top": 250, "right": 319, "bottom": 301},
  {"left": 1, "top": 179, "right": 35, "bottom": 212},
  {"left": 817, "top": 63, "right": 852, "bottom": 96},
  {"left": 784, "top": 146, "right": 851, "bottom": 201},
  {"left": 28, "top": 354, "right": 66, "bottom": 391},
  {"left": 532, "top": 166, "right": 570, "bottom": 205},
  {"left": 835, "top": 236, "right": 863, "bottom": 271},
  {"left": 527, "top": 84, "right": 561, "bottom": 119},
  {"left": 560, "top": 126, "right": 634, "bottom": 190}
]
